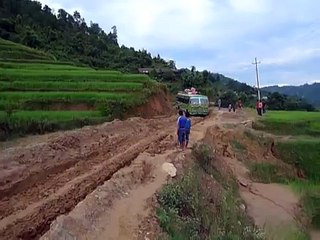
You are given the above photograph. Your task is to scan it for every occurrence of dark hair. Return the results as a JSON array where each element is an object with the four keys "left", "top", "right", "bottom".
[
  {"left": 185, "top": 111, "right": 190, "bottom": 118},
  {"left": 178, "top": 110, "right": 184, "bottom": 116}
]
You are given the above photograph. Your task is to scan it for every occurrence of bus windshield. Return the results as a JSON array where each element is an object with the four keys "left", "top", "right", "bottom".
[
  {"left": 190, "top": 98, "right": 199, "bottom": 105},
  {"left": 200, "top": 97, "right": 209, "bottom": 105}
]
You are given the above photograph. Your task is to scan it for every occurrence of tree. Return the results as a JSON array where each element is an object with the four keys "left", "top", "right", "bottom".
[
  {"left": 167, "top": 60, "right": 176, "bottom": 69},
  {"left": 220, "top": 90, "right": 238, "bottom": 108},
  {"left": 42, "top": 5, "right": 52, "bottom": 14},
  {"left": 267, "top": 92, "right": 286, "bottom": 110}
]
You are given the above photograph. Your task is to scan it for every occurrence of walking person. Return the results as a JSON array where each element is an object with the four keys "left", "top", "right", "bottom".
[
  {"left": 228, "top": 103, "right": 232, "bottom": 112},
  {"left": 218, "top": 98, "right": 222, "bottom": 110},
  {"left": 177, "top": 110, "right": 187, "bottom": 150},
  {"left": 185, "top": 110, "right": 191, "bottom": 148}
]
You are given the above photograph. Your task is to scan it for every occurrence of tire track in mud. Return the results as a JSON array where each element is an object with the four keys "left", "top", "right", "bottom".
[
  {"left": 0, "top": 136, "right": 131, "bottom": 221},
  {"left": 0, "top": 132, "right": 169, "bottom": 240},
  {"left": 0, "top": 117, "right": 175, "bottom": 240},
  {"left": 0, "top": 113, "right": 209, "bottom": 240}
]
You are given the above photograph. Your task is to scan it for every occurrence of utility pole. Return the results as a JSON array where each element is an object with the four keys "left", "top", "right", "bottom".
[{"left": 252, "top": 57, "right": 261, "bottom": 101}]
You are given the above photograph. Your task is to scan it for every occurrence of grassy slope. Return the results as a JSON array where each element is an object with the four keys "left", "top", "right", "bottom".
[
  {"left": 0, "top": 39, "right": 159, "bottom": 139},
  {"left": 0, "top": 81, "right": 144, "bottom": 92},
  {"left": 0, "top": 38, "right": 56, "bottom": 60},
  {"left": 254, "top": 110, "right": 320, "bottom": 230},
  {"left": 257, "top": 111, "right": 320, "bottom": 136}
]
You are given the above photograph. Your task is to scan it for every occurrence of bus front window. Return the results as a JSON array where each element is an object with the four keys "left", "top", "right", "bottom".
[
  {"left": 190, "top": 98, "right": 199, "bottom": 105},
  {"left": 200, "top": 98, "right": 209, "bottom": 105}
]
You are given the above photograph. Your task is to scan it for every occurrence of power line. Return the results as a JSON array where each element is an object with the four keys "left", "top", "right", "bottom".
[{"left": 252, "top": 57, "right": 261, "bottom": 101}]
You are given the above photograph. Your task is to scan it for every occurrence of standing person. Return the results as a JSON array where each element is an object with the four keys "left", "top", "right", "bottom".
[
  {"left": 262, "top": 100, "right": 266, "bottom": 114},
  {"left": 177, "top": 110, "right": 187, "bottom": 150},
  {"left": 256, "top": 100, "right": 259, "bottom": 115},
  {"left": 218, "top": 98, "right": 222, "bottom": 110},
  {"left": 232, "top": 103, "right": 236, "bottom": 112},
  {"left": 258, "top": 100, "right": 263, "bottom": 116},
  {"left": 228, "top": 103, "right": 232, "bottom": 112},
  {"left": 185, "top": 110, "right": 191, "bottom": 148},
  {"left": 238, "top": 99, "right": 242, "bottom": 109}
]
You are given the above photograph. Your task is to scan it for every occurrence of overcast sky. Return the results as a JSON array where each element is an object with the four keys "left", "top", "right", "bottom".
[{"left": 39, "top": 0, "right": 320, "bottom": 86}]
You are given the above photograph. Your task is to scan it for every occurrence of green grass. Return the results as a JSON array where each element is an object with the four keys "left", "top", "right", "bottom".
[
  {"left": 290, "top": 181, "right": 320, "bottom": 230},
  {"left": 231, "top": 139, "right": 247, "bottom": 152},
  {"left": 0, "top": 92, "right": 139, "bottom": 102},
  {"left": 273, "top": 138, "right": 320, "bottom": 231},
  {"left": 0, "top": 68, "right": 150, "bottom": 82},
  {"left": 0, "top": 59, "right": 80, "bottom": 65},
  {"left": 0, "top": 40, "right": 162, "bottom": 139},
  {"left": 0, "top": 62, "right": 92, "bottom": 70},
  {"left": 254, "top": 111, "right": 320, "bottom": 231},
  {"left": 0, "top": 81, "right": 144, "bottom": 92},
  {"left": 0, "top": 38, "right": 55, "bottom": 60},
  {"left": 0, "top": 92, "right": 146, "bottom": 111},
  {"left": 255, "top": 111, "right": 320, "bottom": 136},
  {"left": 275, "top": 139, "right": 320, "bottom": 182},
  {"left": 0, "top": 110, "right": 102, "bottom": 121},
  {"left": 266, "top": 224, "right": 309, "bottom": 240},
  {"left": 249, "top": 162, "right": 295, "bottom": 184},
  {"left": 0, "top": 110, "right": 106, "bottom": 139}
]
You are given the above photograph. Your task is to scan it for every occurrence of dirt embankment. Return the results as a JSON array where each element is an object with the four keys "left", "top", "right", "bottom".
[{"left": 135, "top": 88, "right": 174, "bottom": 118}]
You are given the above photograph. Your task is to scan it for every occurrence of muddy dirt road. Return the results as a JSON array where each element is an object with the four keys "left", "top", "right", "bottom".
[
  {"left": 0, "top": 109, "right": 310, "bottom": 240},
  {"left": 0, "top": 111, "right": 210, "bottom": 240}
]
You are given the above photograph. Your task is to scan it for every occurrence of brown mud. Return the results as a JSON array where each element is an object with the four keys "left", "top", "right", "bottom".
[{"left": 0, "top": 107, "right": 314, "bottom": 240}]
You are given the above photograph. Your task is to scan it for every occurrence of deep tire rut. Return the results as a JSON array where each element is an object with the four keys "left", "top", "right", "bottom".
[{"left": 0, "top": 117, "right": 173, "bottom": 240}]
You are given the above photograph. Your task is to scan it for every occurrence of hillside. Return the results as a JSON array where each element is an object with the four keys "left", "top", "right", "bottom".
[
  {"left": 0, "top": 39, "right": 170, "bottom": 140},
  {"left": 262, "top": 83, "right": 320, "bottom": 108},
  {"left": 0, "top": 0, "right": 280, "bottom": 102},
  {"left": 0, "top": 0, "right": 169, "bottom": 72},
  {"left": 0, "top": 0, "right": 316, "bottom": 115}
]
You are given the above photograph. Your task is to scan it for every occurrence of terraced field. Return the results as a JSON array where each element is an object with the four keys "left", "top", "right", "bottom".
[{"left": 0, "top": 39, "right": 157, "bottom": 140}]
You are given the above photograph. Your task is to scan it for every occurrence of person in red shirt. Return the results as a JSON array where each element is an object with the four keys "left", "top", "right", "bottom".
[
  {"left": 256, "top": 100, "right": 259, "bottom": 115},
  {"left": 258, "top": 100, "right": 263, "bottom": 116}
]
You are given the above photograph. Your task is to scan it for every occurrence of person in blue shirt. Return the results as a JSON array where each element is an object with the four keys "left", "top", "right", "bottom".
[
  {"left": 177, "top": 110, "right": 187, "bottom": 150},
  {"left": 185, "top": 110, "right": 191, "bottom": 148}
]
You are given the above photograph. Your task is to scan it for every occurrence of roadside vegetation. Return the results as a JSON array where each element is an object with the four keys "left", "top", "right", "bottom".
[
  {"left": 156, "top": 143, "right": 265, "bottom": 240},
  {"left": 254, "top": 110, "right": 320, "bottom": 231}
]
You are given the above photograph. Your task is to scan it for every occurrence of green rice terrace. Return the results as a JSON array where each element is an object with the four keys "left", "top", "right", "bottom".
[
  {"left": 0, "top": 38, "right": 159, "bottom": 140},
  {"left": 254, "top": 110, "right": 320, "bottom": 232}
]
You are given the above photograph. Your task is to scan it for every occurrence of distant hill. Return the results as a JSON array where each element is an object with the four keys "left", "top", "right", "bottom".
[{"left": 262, "top": 83, "right": 320, "bottom": 107}]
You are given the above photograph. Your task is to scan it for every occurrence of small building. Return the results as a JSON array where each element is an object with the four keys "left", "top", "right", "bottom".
[{"left": 138, "top": 68, "right": 178, "bottom": 75}]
